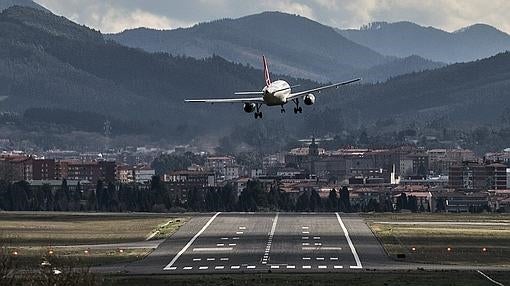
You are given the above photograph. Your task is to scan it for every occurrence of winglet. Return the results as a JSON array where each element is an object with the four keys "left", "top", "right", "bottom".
[{"left": 263, "top": 55, "right": 271, "bottom": 87}]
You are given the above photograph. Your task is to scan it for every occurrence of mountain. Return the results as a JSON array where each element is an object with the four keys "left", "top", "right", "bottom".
[
  {"left": 338, "top": 21, "right": 510, "bottom": 63},
  {"left": 0, "top": 0, "right": 49, "bottom": 12},
  {"left": 335, "top": 51, "right": 510, "bottom": 128},
  {"left": 0, "top": 6, "right": 318, "bottom": 144},
  {"left": 360, "top": 55, "right": 444, "bottom": 82},
  {"left": 108, "top": 12, "right": 396, "bottom": 82}
]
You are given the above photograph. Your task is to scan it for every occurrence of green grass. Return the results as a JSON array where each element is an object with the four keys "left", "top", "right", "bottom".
[
  {"left": 363, "top": 213, "right": 510, "bottom": 265},
  {"left": 0, "top": 212, "right": 189, "bottom": 267},
  {"left": 0, "top": 212, "right": 189, "bottom": 246},
  {"left": 101, "top": 271, "right": 509, "bottom": 286}
]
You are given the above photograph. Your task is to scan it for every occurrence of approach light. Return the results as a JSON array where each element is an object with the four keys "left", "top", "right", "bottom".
[
  {"left": 482, "top": 248, "right": 487, "bottom": 252},
  {"left": 84, "top": 250, "right": 89, "bottom": 254},
  {"left": 119, "top": 249, "right": 124, "bottom": 253},
  {"left": 411, "top": 247, "right": 416, "bottom": 251},
  {"left": 48, "top": 250, "right": 54, "bottom": 255},
  {"left": 447, "top": 247, "right": 452, "bottom": 252},
  {"left": 12, "top": 251, "right": 18, "bottom": 256}
]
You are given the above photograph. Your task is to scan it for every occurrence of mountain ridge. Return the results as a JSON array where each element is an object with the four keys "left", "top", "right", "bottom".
[{"left": 339, "top": 21, "right": 510, "bottom": 63}]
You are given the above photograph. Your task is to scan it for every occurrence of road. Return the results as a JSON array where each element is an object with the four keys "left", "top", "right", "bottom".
[{"left": 126, "top": 212, "right": 391, "bottom": 274}]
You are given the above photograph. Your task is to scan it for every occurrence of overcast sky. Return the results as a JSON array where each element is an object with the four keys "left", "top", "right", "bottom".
[{"left": 36, "top": 0, "right": 510, "bottom": 34}]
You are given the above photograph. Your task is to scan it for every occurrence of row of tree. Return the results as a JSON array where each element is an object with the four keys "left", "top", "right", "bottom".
[{"left": 0, "top": 177, "right": 433, "bottom": 213}]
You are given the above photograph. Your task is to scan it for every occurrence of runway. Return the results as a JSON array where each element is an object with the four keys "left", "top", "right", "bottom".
[{"left": 127, "top": 212, "right": 390, "bottom": 274}]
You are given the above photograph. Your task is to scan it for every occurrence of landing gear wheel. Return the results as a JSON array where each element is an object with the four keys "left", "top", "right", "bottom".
[
  {"left": 281, "top": 109, "right": 286, "bottom": 113},
  {"left": 294, "top": 107, "right": 298, "bottom": 114},
  {"left": 254, "top": 113, "right": 258, "bottom": 119},
  {"left": 259, "top": 112, "right": 263, "bottom": 118},
  {"left": 298, "top": 107, "right": 303, "bottom": 113}
]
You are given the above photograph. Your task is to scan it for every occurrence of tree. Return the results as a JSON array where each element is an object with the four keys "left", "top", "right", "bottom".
[
  {"left": 339, "top": 186, "right": 351, "bottom": 212},
  {"left": 326, "top": 189, "right": 338, "bottom": 211}
]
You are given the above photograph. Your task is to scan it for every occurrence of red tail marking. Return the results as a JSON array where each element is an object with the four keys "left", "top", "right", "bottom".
[{"left": 263, "top": 55, "right": 271, "bottom": 87}]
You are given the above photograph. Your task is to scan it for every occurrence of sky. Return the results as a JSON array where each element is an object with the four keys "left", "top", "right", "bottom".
[{"left": 36, "top": 0, "right": 510, "bottom": 34}]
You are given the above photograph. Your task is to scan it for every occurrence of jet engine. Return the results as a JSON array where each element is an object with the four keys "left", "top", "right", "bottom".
[
  {"left": 243, "top": 103, "right": 256, "bottom": 113},
  {"left": 304, "top": 94, "right": 316, "bottom": 105}
]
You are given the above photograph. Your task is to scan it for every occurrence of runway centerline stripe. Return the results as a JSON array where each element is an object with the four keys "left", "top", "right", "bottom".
[
  {"left": 335, "top": 212, "right": 362, "bottom": 269},
  {"left": 262, "top": 212, "right": 279, "bottom": 264},
  {"left": 163, "top": 212, "right": 221, "bottom": 270}
]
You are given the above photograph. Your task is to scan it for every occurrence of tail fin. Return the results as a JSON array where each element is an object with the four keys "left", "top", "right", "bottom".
[{"left": 262, "top": 55, "right": 271, "bottom": 87}]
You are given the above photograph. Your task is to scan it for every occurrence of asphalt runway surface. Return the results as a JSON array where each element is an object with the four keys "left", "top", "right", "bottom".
[{"left": 127, "top": 212, "right": 391, "bottom": 274}]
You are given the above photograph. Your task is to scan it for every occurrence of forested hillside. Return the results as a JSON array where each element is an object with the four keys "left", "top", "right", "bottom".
[
  {"left": 339, "top": 21, "right": 510, "bottom": 63},
  {"left": 109, "top": 12, "right": 442, "bottom": 83}
]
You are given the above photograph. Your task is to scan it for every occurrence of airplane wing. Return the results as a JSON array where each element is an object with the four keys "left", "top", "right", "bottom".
[
  {"left": 287, "top": 78, "right": 361, "bottom": 100},
  {"left": 185, "top": 97, "right": 264, "bottom": 104}
]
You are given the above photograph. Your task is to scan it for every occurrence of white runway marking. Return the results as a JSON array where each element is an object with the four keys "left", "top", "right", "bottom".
[
  {"left": 302, "top": 236, "right": 309, "bottom": 239},
  {"left": 239, "top": 226, "right": 246, "bottom": 230},
  {"left": 236, "top": 231, "right": 244, "bottom": 235},
  {"left": 302, "top": 226, "right": 309, "bottom": 229},
  {"left": 220, "top": 257, "right": 229, "bottom": 261},
  {"left": 302, "top": 242, "right": 310, "bottom": 246},
  {"left": 334, "top": 265, "right": 343, "bottom": 269},
  {"left": 216, "top": 243, "right": 225, "bottom": 246},
  {"left": 231, "top": 265, "right": 240, "bottom": 269},
  {"left": 206, "top": 258, "right": 215, "bottom": 261},
  {"left": 215, "top": 266, "right": 224, "bottom": 270},
  {"left": 271, "top": 265, "right": 280, "bottom": 269},
  {"left": 199, "top": 266, "right": 208, "bottom": 270},
  {"left": 350, "top": 265, "right": 362, "bottom": 269},
  {"left": 477, "top": 270, "right": 505, "bottom": 286},
  {"left": 221, "top": 237, "right": 229, "bottom": 240},
  {"left": 192, "top": 247, "right": 233, "bottom": 252},
  {"left": 287, "top": 265, "right": 295, "bottom": 269},
  {"left": 316, "top": 257, "right": 324, "bottom": 260},
  {"left": 233, "top": 237, "right": 239, "bottom": 240},
  {"left": 229, "top": 243, "right": 237, "bottom": 246},
  {"left": 168, "top": 267, "right": 176, "bottom": 270},
  {"left": 262, "top": 212, "right": 279, "bottom": 265},
  {"left": 164, "top": 212, "right": 221, "bottom": 270},
  {"left": 302, "top": 257, "right": 311, "bottom": 260},
  {"left": 318, "top": 265, "right": 327, "bottom": 269},
  {"left": 302, "top": 231, "right": 310, "bottom": 234},
  {"left": 330, "top": 257, "right": 339, "bottom": 260},
  {"left": 183, "top": 267, "right": 192, "bottom": 270},
  {"left": 314, "top": 243, "right": 322, "bottom": 246},
  {"left": 247, "top": 265, "right": 256, "bottom": 269},
  {"left": 302, "top": 265, "right": 311, "bottom": 269},
  {"left": 336, "top": 213, "right": 362, "bottom": 269},
  {"left": 193, "top": 258, "right": 201, "bottom": 261},
  {"left": 313, "top": 236, "right": 321, "bottom": 240}
]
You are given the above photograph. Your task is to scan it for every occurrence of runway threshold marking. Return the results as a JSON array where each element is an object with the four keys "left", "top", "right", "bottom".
[
  {"left": 335, "top": 213, "right": 362, "bottom": 269},
  {"left": 163, "top": 212, "right": 221, "bottom": 270},
  {"left": 192, "top": 247, "right": 233, "bottom": 252}
]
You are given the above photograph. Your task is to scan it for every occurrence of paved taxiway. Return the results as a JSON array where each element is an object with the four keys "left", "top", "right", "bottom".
[{"left": 126, "top": 212, "right": 390, "bottom": 274}]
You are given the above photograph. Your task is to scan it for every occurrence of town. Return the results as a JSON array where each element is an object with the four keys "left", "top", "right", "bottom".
[{"left": 1, "top": 138, "right": 509, "bottom": 213}]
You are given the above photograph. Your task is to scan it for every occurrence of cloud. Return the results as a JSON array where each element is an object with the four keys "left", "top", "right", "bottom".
[{"left": 36, "top": 0, "right": 510, "bottom": 34}]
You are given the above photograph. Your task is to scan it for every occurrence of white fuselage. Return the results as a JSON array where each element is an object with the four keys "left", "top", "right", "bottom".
[{"left": 262, "top": 80, "right": 291, "bottom": 106}]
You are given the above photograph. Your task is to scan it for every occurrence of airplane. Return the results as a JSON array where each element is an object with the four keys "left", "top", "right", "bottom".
[{"left": 185, "top": 56, "right": 361, "bottom": 119}]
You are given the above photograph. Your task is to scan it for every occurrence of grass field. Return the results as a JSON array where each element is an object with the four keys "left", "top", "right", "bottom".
[
  {"left": 102, "top": 271, "right": 510, "bottom": 286},
  {"left": 0, "top": 212, "right": 188, "bottom": 267},
  {"left": 363, "top": 213, "right": 510, "bottom": 265}
]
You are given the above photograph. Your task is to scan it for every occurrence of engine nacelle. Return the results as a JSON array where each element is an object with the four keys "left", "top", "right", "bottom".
[
  {"left": 304, "top": 94, "right": 316, "bottom": 105},
  {"left": 243, "top": 102, "right": 256, "bottom": 113}
]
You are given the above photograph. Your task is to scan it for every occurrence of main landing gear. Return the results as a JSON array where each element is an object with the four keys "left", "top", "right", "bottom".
[
  {"left": 292, "top": 98, "right": 303, "bottom": 114},
  {"left": 254, "top": 103, "right": 263, "bottom": 119},
  {"left": 281, "top": 104, "right": 286, "bottom": 113}
]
